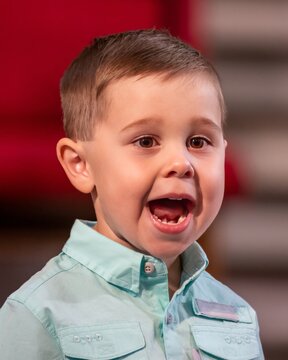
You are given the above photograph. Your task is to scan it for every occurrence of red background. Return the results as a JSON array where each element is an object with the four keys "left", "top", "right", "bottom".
[
  {"left": 0, "top": 0, "right": 240, "bottom": 204},
  {"left": 1, "top": 0, "right": 209, "bottom": 199}
]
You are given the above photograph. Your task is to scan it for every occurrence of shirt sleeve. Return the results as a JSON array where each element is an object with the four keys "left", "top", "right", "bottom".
[{"left": 0, "top": 298, "right": 63, "bottom": 360}]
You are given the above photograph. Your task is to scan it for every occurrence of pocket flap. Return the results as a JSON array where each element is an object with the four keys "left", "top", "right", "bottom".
[
  {"left": 191, "top": 323, "right": 260, "bottom": 360},
  {"left": 59, "top": 321, "right": 145, "bottom": 360}
]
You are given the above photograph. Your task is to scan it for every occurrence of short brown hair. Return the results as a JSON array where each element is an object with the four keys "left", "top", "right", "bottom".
[{"left": 60, "top": 29, "right": 225, "bottom": 140}]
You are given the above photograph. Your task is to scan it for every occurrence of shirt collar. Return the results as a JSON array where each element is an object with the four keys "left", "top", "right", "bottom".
[
  {"left": 180, "top": 240, "right": 209, "bottom": 294},
  {"left": 63, "top": 219, "right": 208, "bottom": 295}
]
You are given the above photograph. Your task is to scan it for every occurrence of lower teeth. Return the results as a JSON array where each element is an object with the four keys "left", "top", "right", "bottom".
[
  {"left": 154, "top": 214, "right": 186, "bottom": 224},
  {"left": 178, "top": 215, "right": 186, "bottom": 223}
]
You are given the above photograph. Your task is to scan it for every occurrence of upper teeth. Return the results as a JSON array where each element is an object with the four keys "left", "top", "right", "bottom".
[{"left": 168, "top": 198, "right": 183, "bottom": 200}]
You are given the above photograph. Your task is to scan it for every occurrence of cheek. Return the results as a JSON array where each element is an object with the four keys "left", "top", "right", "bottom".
[
  {"left": 198, "top": 162, "right": 225, "bottom": 231},
  {"left": 202, "top": 158, "right": 226, "bottom": 201},
  {"left": 95, "top": 164, "right": 143, "bottom": 206}
]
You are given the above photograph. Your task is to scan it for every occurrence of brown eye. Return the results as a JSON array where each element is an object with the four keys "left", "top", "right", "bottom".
[
  {"left": 187, "top": 137, "right": 208, "bottom": 149},
  {"left": 136, "top": 137, "right": 156, "bottom": 148}
]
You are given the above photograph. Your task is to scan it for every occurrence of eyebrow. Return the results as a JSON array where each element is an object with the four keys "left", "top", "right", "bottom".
[
  {"left": 120, "top": 116, "right": 222, "bottom": 133},
  {"left": 191, "top": 117, "right": 223, "bottom": 134},
  {"left": 120, "top": 118, "right": 161, "bottom": 133}
]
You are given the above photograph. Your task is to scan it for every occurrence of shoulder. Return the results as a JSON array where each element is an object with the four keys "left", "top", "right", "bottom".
[
  {"left": 2, "top": 252, "right": 81, "bottom": 340},
  {"left": 196, "top": 271, "right": 253, "bottom": 305},
  {"left": 8, "top": 252, "right": 78, "bottom": 305}
]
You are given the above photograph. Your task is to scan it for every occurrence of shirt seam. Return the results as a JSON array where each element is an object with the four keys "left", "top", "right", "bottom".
[{"left": 9, "top": 259, "right": 79, "bottom": 303}]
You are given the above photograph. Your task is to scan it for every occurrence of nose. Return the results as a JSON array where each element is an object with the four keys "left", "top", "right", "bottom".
[{"left": 163, "top": 152, "right": 194, "bottom": 179}]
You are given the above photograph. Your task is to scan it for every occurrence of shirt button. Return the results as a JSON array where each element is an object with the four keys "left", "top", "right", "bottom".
[
  {"left": 166, "top": 313, "right": 173, "bottom": 324},
  {"left": 144, "top": 262, "right": 155, "bottom": 274}
]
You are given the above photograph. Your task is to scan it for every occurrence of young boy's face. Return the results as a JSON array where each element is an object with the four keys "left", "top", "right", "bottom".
[{"left": 81, "top": 74, "right": 226, "bottom": 266}]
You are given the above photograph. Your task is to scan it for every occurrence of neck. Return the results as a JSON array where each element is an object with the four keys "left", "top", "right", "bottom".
[{"left": 168, "top": 256, "right": 182, "bottom": 299}]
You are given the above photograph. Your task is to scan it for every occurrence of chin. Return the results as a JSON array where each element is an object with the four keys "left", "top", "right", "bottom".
[{"left": 149, "top": 243, "right": 188, "bottom": 262}]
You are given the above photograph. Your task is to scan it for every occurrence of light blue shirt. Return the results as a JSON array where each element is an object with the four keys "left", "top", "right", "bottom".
[{"left": 0, "top": 220, "right": 264, "bottom": 359}]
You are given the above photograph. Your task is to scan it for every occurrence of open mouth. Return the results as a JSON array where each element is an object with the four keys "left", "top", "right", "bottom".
[{"left": 148, "top": 198, "right": 193, "bottom": 225}]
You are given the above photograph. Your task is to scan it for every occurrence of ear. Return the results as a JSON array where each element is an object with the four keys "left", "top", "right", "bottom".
[{"left": 56, "top": 138, "right": 95, "bottom": 194}]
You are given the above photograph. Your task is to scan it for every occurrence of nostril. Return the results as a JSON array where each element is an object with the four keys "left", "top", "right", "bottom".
[{"left": 167, "top": 163, "right": 194, "bottom": 178}]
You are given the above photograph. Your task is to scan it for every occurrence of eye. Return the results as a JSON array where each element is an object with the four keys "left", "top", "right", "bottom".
[
  {"left": 134, "top": 136, "right": 158, "bottom": 148},
  {"left": 187, "top": 136, "right": 210, "bottom": 149}
]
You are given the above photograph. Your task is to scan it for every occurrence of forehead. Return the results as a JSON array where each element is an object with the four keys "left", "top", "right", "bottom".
[
  {"left": 100, "top": 73, "right": 222, "bottom": 126},
  {"left": 105, "top": 72, "right": 217, "bottom": 95}
]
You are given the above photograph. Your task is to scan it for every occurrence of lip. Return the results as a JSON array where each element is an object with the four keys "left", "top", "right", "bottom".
[
  {"left": 150, "top": 211, "right": 192, "bottom": 234},
  {"left": 148, "top": 192, "right": 195, "bottom": 202},
  {"left": 147, "top": 192, "right": 195, "bottom": 234},
  {"left": 148, "top": 192, "right": 195, "bottom": 210}
]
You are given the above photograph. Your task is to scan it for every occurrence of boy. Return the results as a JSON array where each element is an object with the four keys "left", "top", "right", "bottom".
[{"left": 0, "top": 29, "right": 264, "bottom": 359}]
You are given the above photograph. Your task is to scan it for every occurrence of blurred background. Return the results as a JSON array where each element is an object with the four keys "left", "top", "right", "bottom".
[{"left": 0, "top": 1, "right": 287, "bottom": 358}]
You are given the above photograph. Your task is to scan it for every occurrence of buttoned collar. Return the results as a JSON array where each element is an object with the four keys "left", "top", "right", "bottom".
[{"left": 63, "top": 220, "right": 208, "bottom": 295}]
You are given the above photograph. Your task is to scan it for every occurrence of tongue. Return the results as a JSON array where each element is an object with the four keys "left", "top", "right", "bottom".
[{"left": 149, "top": 199, "right": 185, "bottom": 221}]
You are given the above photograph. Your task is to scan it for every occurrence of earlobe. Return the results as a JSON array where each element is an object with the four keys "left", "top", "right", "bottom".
[{"left": 56, "top": 138, "right": 95, "bottom": 194}]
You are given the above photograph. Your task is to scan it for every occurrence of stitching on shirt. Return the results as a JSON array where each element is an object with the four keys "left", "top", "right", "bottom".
[{"left": 9, "top": 257, "right": 79, "bottom": 303}]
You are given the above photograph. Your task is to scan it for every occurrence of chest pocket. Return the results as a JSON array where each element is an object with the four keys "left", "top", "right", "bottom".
[
  {"left": 190, "top": 299, "right": 261, "bottom": 360},
  {"left": 58, "top": 321, "right": 146, "bottom": 360}
]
